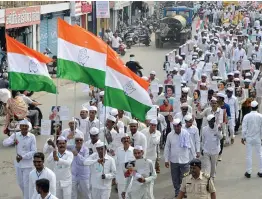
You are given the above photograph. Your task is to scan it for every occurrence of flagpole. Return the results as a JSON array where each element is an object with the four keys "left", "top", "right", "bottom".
[
  {"left": 54, "top": 74, "right": 59, "bottom": 145},
  {"left": 73, "top": 82, "right": 77, "bottom": 135}
]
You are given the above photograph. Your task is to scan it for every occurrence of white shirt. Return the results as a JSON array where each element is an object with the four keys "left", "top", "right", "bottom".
[
  {"left": 85, "top": 139, "right": 101, "bottom": 155},
  {"left": 233, "top": 48, "right": 247, "bottom": 62},
  {"left": 115, "top": 146, "right": 135, "bottom": 184},
  {"left": 202, "top": 125, "right": 223, "bottom": 155},
  {"left": 47, "top": 150, "right": 73, "bottom": 184},
  {"left": 77, "top": 118, "right": 88, "bottom": 137},
  {"left": 99, "top": 127, "right": 119, "bottom": 153},
  {"left": 84, "top": 153, "right": 116, "bottom": 189},
  {"left": 61, "top": 128, "right": 84, "bottom": 150},
  {"left": 29, "top": 167, "right": 56, "bottom": 199},
  {"left": 164, "top": 129, "right": 191, "bottom": 164},
  {"left": 252, "top": 49, "right": 262, "bottom": 63},
  {"left": 111, "top": 36, "right": 122, "bottom": 48},
  {"left": 183, "top": 125, "right": 200, "bottom": 160},
  {"left": 37, "top": 193, "right": 58, "bottom": 199},
  {"left": 84, "top": 118, "right": 101, "bottom": 141},
  {"left": 3, "top": 132, "right": 36, "bottom": 168},
  {"left": 142, "top": 128, "right": 161, "bottom": 161},
  {"left": 225, "top": 96, "right": 239, "bottom": 120},
  {"left": 128, "top": 131, "right": 147, "bottom": 157},
  {"left": 242, "top": 111, "right": 262, "bottom": 141}
]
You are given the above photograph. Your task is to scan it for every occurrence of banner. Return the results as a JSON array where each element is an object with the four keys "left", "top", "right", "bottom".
[{"left": 96, "top": 1, "right": 110, "bottom": 18}]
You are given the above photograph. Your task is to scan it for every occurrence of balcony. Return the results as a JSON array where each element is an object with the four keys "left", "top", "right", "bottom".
[{"left": 0, "top": 1, "right": 68, "bottom": 9}]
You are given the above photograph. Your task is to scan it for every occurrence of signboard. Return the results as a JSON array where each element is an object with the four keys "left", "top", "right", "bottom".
[
  {"left": 96, "top": 1, "right": 110, "bottom": 18},
  {"left": 70, "top": 1, "right": 92, "bottom": 17},
  {"left": 5, "top": 6, "right": 41, "bottom": 29}
]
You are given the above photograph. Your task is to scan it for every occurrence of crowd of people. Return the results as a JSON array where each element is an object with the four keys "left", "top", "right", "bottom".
[{"left": 3, "top": 2, "right": 262, "bottom": 199}]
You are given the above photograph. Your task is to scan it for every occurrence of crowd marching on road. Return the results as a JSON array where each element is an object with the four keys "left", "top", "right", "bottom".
[{"left": 2, "top": 1, "right": 262, "bottom": 199}]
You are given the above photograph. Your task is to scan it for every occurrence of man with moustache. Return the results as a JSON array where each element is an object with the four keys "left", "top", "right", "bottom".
[
  {"left": 115, "top": 134, "right": 135, "bottom": 199},
  {"left": 85, "top": 106, "right": 101, "bottom": 142},
  {"left": 85, "top": 127, "right": 101, "bottom": 155},
  {"left": 71, "top": 134, "right": 91, "bottom": 199},
  {"left": 76, "top": 107, "right": 89, "bottom": 139},
  {"left": 3, "top": 119, "right": 37, "bottom": 199},
  {"left": 47, "top": 136, "right": 73, "bottom": 199},
  {"left": 177, "top": 159, "right": 216, "bottom": 199},
  {"left": 29, "top": 152, "right": 56, "bottom": 199}
]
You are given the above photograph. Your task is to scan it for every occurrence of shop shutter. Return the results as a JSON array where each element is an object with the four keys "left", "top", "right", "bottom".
[{"left": 40, "top": 18, "right": 48, "bottom": 54}]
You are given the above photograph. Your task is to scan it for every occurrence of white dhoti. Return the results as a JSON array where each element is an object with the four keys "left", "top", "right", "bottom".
[
  {"left": 72, "top": 179, "right": 91, "bottom": 199},
  {"left": 246, "top": 139, "right": 262, "bottom": 174},
  {"left": 202, "top": 153, "right": 218, "bottom": 178},
  {"left": 15, "top": 167, "right": 32, "bottom": 199}
]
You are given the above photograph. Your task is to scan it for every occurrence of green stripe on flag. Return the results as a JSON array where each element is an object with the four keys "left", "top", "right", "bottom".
[
  {"left": 104, "top": 86, "right": 152, "bottom": 121},
  {"left": 57, "top": 58, "right": 105, "bottom": 88},
  {"left": 9, "top": 72, "right": 56, "bottom": 94}
]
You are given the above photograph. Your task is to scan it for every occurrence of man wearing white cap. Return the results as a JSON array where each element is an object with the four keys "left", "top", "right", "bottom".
[
  {"left": 252, "top": 44, "right": 262, "bottom": 70},
  {"left": 117, "top": 109, "right": 131, "bottom": 131},
  {"left": 122, "top": 145, "right": 157, "bottom": 199},
  {"left": 174, "top": 103, "right": 194, "bottom": 125},
  {"left": 202, "top": 114, "right": 223, "bottom": 178},
  {"left": 61, "top": 118, "right": 84, "bottom": 150},
  {"left": 71, "top": 134, "right": 91, "bottom": 199},
  {"left": 225, "top": 87, "right": 239, "bottom": 143},
  {"left": 164, "top": 118, "right": 192, "bottom": 197},
  {"left": 233, "top": 43, "right": 247, "bottom": 70},
  {"left": 148, "top": 71, "right": 160, "bottom": 101},
  {"left": 128, "top": 119, "right": 147, "bottom": 157},
  {"left": 183, "top": 114, "right": 200, "bottom": 160},
  {"left": 3, "top": 119, "right": 36, "bottom": 199},
  {"left": 85, "top": 127, "right": 101, "bottom": 155},
  {"left": 84, "top": 142, "right": 116, "bottom": 199},
  {"left": 76, "top": 107, "right": 88, "bottom": 140},
  {"left": 47, "top": 136, "right": 74, "bottom": 199},
  {"left": 142, "top": 119, "right": 161, "bottom": 167},
  {"left": 84, "top": 106, "right": 101, "bottom": 142},
  {"left": 115, "top": 134, "right": 135, "bottom": 199},
  {"left": 99, "top": 115, "right": 118, "bottom": 157},
  {"left": 242, "top": 101, "right": 262, "bottom": 178}
]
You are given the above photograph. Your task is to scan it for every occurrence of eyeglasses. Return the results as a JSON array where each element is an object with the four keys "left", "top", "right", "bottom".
[{"left": 75, "top": 139, "right": 83, "bottom": 142}]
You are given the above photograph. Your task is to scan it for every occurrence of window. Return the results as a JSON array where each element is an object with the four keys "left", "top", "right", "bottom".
[{"left": 178, "top": 11, "right": 190, "bottom": 19}]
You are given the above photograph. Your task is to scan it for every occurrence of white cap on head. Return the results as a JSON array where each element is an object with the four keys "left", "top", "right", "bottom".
[
  {"left": 244, "top": 78, "right": 251, "bottom": 83},
  {"left": 251, "top": 101, "right": 259, "bottom": 107},
  {"left": 217, "top": 93, "right": 226, "bottom": 98},
  {"left": 211, "top": 97, "right": 217, "bottom": 102},
  {"left": 181, "top": 103, "right": 188, "bottom": 107},
  {"left": 180, "top": 68, "right": 185, "bottom": 71},
  {"left": 207, "top": 114, "right": 215, "bottom": 121},
  {"left": 117, "top": 121, "right": 125, "bottom": 129},
  {"left": 110, "top": 108, "right": 118, "bottom": 116},
  {"left": 134, "top": 145, "right": 143, "bottom": 151},
  {"left": 201, "top": 73, "right": 207, "bottom": 77},
  {"left": 142, "top": 76, "right": 148, "bottom": 81},
  {"left": 96, "top": 142, "right": 106, "bottom": 148},
  {"left": 184, "top": 114, "right": 193, "bottom": 121},
  {"left": 245, "top": 72, "right": 252, "bottom": 76},
  {"left": 107, "top": 115, "right": 116, "bottom": 122},
  {"left": 234, "top": 70, "right": 240, "bottom": 74},
  {"left": 89, "top": 106, "right": 97, "bottom": 112},
  {"left": 150, "top": 119, "right": 158, "bottom": 125},
  {"left": 57, "top": 136, "right": 67, "bottom": 141},
  {"left": 178, "top": 56, "right": 183, "bottom": 60},
  {"left": 75, "top": 133, "right": 84, "bottom": 139},
  {"left": 69, "top": 118, "right": 78, "bottom": 123},
  {"left": 159, "top": 84, "right": 163, "bottom": 88},
  {"left": 234, "top": 78, "right": 240, "bottom": 81},
  {"left": 227, "top": 87, "right": 234, "bottom": 92},
  {"left": 81, "top": 107, "right": 88, "bottom": 111},
  {"left": 90, "top": 127, "right": 99, "bottom": 135},
  {"left": 173, "top": 67, "right": 178, "bottom": 71},
  {"left": 182, "top": 87, "right": 190, "bottom": 93},
  {"left": 130, "top": 119, "right": 138, "bottom": 124},
  {"left": 99, "top": 91, "right": 104, "bottom": 96},
  {"left": 227, "top": 72, "right": 234, "bottom": 76},
  {"left": 19, "top": 119, "right": 30, "bottom": 126},
  {"left": 173, "top": 118, "right": 181, "bottom": 125},
  {"left": 150, "top": 71, "right": 156, "bottom": 75}
]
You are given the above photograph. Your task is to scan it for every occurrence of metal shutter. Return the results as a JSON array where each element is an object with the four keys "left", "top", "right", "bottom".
[{"left": 40, "top": 18, "right": 48, "bottom": 54}]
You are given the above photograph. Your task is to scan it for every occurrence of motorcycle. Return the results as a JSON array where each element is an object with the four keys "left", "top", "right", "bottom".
[
  {"left": 138, "top": 33, "right": 151, "bottom": 46},
  {"left": 125, "top": 37, "right": 133, "bottom": 49},
  {"left": 119, "top": 43, "right": 126, "bottom": 56}
]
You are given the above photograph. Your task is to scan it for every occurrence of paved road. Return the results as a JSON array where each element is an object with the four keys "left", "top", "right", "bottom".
[{"left": 0, "top": 33, "right": 261, "bottom": 199}]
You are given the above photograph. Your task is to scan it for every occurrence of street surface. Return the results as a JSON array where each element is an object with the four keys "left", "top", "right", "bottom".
[{"left": 0, "top": 35, "right": 262, "bottom": 199}]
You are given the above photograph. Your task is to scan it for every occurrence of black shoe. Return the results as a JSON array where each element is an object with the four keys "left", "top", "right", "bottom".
[
  {"left": 257, "top": 172, "right": 262, "bottom": 177},
  {"left": 245, "top": 172, "right": 251, "bottom": 178}
]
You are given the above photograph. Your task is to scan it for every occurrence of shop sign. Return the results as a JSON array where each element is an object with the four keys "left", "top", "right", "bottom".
[
  {"left": 70, "top": 1, "right": 92, "bottom": 17},
  {"left": 96, "top": 1, "right": 110, "bottom": 18},
  {"left": 5, "top": 6, "right": 41, "bottom": 29}
]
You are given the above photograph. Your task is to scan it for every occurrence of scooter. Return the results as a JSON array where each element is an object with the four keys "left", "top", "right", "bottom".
[{"left": 119, "top": 43, "right": 126, "bottom": 56}]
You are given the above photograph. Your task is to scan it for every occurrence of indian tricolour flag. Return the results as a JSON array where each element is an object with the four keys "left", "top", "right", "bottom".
[
  {"left": 105, "top": 47, "right": 152, "bottom": 121},
  {"left": 57, "top": 18, "right": 106, "bottom": 88},
  {"left": 6, "top": 34, "right": 56, "bottom": 93}
]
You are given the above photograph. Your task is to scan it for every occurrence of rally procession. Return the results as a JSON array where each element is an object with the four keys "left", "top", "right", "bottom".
[{"left": 1, "top": 1, "right": 262, "bottom": 199}]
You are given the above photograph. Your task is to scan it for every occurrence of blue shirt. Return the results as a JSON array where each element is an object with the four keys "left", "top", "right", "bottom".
[
  {"left": 221, "top": 103, "right": 231, "bottom": 118},
  {"left": 71, "top": 145, "right": 90, "bottom": 181}
]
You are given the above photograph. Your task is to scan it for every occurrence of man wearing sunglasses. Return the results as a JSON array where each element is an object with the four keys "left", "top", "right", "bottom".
[
  {"left": 71, "top": 134, "right": 91, "bottom": 199},
  {"left": 29, "top": 152, "right": 56, "bottom": 199}
]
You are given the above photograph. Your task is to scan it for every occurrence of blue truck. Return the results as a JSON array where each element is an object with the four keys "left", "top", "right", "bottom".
[{"left": 155, "top": 6, "right": 194, "bottom": 48}]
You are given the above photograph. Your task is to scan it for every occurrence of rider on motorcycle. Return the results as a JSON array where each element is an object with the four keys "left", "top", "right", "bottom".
[{"left": 126, "top": 54, "right": 143, "bottom": 76}]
